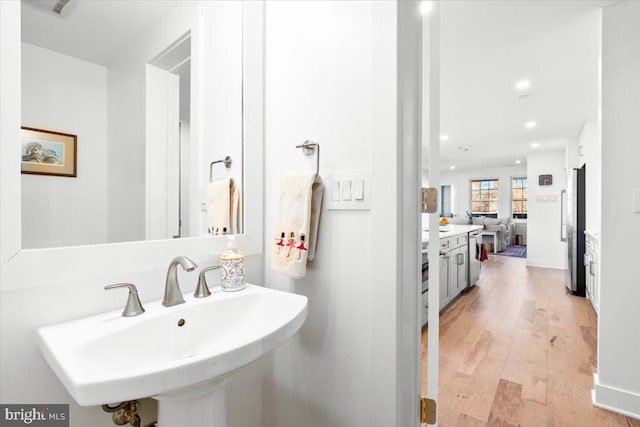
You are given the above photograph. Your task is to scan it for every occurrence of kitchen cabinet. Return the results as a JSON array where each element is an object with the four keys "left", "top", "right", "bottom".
[
  {"left": 585, "top": 232, "right": 599, "bottom": 314},
  {"left": 421, "top": 226, "right": 482, "bottom": 326},
  {"left": 438, "top": 234, "right": 468, "bottom": 311},
  {"left": 451, "top": 246, "right": 467, "bottom": 295},
  {"left": 439, "top": 253, "right": 450, "bottom": 305}
]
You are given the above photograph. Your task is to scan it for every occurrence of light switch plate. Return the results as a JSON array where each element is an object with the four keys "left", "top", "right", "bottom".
[
  {"left": 325, "top": 171, "right": 370, "bottom": 210},
  {"left": 354, "top": 180, "right": 364, "bottom": 200},
  {"left": 331, "top": 181, "right": 340, "bottom": 201},
  {"left": 342, "top": 181, "right": 352, "bottom": 201}
]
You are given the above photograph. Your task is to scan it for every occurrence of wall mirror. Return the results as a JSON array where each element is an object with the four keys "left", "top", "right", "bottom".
[
  {"left": 20, "top": 0, "right": 244, "bottom": 249},
  {"left": 0, "top": 0, "right": 264, "bottom": 292}
]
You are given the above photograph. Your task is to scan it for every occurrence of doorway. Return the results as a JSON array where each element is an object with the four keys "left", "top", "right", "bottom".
[
  {"left": 419, "top": 1, "right": 608, "bottom": 426},
  {"left": 146, "top": 33, "right": 191, "bottom": 240}
]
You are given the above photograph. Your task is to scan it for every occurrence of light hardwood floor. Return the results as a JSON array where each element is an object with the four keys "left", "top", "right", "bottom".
[{"left": 422, "top": 254, "right": 640, "bottom": 427}]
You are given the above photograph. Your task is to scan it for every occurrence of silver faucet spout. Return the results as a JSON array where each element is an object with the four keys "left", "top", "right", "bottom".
[{"left": 163, "top": 256, "right": 197, "bottom": 307}]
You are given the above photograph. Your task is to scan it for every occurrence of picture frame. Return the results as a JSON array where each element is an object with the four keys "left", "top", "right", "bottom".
[
  {"left": 538, "top": 174, "right": 553, "bottom": 186},
  {"left": 21, "top": 126, "right": 77, "bottom": 177}
]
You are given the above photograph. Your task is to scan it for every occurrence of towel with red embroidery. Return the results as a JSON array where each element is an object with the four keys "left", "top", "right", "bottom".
[{"left": 272, "top": 173, "right": 323, "bottom": 279}]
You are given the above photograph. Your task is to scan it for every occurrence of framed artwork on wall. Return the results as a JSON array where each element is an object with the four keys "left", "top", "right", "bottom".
[
  {"left": 21, "top": 127, "right": 77, "bottom": 177},
  {"left": 538, "top": 174, "right": 553, "bottom": 186}
]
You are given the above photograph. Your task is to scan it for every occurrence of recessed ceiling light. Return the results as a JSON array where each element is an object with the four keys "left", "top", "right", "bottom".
[
  {"left": 450, "top": 165, "right": 456, "bottom": 170},
  {"left": 457, "top": 145, "right": 471, "bottom": 152},
  {"left": 440, "top": 134, "right": 449, "bottom": 141},
  {"left": 525, "top": 121, "right": 536, "bottom": 129},
  {"left": 531, "top": 142, "right": 540, "bottom": 148},
  {"left": 420, "top": 1, "right": 434, "bottom": 15},
  {"left": 515, "top": 80, "right": 531, "bottom": 90},
  {"left": 515, "top": 160, "right": 521, "bottom": 164}
]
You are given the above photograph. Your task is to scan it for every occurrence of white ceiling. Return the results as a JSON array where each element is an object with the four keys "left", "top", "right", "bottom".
[
  {"left": 21, "top": 0, "right": 191, "bottom": 117},
  {"left": 434, "top": 0, "right": 611, "bottom": 172},
  {"left": 21, "top": 0, "right": 178, "bottom": 66},
  {"left": 22, "top": 0, "right": 608, "bottom": 174}
]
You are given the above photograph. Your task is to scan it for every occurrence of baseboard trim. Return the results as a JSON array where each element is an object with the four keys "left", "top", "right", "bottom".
[
  {"left": 525, "top": 258, "right": 566, "bottom": 270},
  {"left": 592, "top": 374, "right": 640, "bottom": 420}
]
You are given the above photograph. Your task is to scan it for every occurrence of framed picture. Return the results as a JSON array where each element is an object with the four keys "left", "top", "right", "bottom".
[
  {"left": 538, "top": 174, "right": 553, "bottom": 186},
  {"left": 21, "top": 127, "right": 77, "bottom": 177}
]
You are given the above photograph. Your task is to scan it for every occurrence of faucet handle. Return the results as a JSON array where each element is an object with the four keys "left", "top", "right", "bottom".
[
  {"left": 194, "top": 265, "right": 224, "bottom": 298},
  {"left": 105, "top": 283, "right": 146, "bottom": 317}
]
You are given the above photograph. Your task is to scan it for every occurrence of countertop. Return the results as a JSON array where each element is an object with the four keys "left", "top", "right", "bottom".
[{"left": 421, "top": 224, "right": 483, "bottom": 244}]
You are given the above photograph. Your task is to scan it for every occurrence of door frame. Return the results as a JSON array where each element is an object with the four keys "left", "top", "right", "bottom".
[{"left": 395, "top": 1, "right": 441, "bottom": 426}]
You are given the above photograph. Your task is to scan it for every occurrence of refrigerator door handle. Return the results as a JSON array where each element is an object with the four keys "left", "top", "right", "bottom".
[{"left": 560, "top": 189, "right": 567, "bottom": 242}]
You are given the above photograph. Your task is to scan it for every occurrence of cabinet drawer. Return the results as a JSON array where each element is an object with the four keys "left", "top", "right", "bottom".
[{"left": 440, "top": 238, "right": 450, "bottom": 250}]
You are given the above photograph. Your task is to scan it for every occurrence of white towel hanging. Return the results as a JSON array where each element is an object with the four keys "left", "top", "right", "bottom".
[
  {"left": 207, "top": 178, "right": 240, "bottom": 235},
  {"left": 271, "top": 173, "right": 324, "bottom": 279}
]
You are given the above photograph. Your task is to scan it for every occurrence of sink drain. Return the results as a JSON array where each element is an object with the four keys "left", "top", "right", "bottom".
[{"left": 177, "top": 319, "right": 185, "bottom": 327}]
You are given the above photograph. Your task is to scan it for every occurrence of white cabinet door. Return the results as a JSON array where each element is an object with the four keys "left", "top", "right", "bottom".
[
  {"left": 585, "top": 234, "right": 599, "bottom": 315},
  {"left": 456, "top": 248, "right": 468, "bottom": 292},
  {"left": 439, "top": 254, "right": 450, "bottom": 310},
  {"left": 588, "top": 252, "right": 599, "bottom": 314},
  {"left": 448, "top": 249, "right": 459, "bottom": 301}
]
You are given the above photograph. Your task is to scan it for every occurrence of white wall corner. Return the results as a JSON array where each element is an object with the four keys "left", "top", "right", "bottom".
[{"left": 592, "top": 374, "right": 640, "bottom": 420}]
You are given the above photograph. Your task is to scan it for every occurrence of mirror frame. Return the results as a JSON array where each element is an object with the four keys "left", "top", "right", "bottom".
[{"left": 0, "top": 1, "right": 264, "bottom": 291}]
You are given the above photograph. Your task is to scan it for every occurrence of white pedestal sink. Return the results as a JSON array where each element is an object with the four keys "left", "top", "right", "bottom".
[{"left": 37, "top": 284, "right": 308, "bottom": 426}]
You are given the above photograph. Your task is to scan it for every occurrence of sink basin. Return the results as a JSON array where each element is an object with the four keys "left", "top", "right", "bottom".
[{"left": 37, "top": 283, "right": 307, "bottom": 424}]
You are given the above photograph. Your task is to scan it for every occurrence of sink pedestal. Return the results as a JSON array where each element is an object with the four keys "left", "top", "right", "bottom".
[{"left": 154, "top": 377, "right": 228, "bottom": 427}]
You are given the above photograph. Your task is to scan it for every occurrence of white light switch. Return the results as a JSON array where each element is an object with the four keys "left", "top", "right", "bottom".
[
  {"left": 342, "top": 181, "right": 352, "bottom": 201},
  {"left": 325, "top": 171, "right": 371, "bottom": 210},
  {"left": 633, "top": 189, "right": 640, "bottom": 213},
  {"left": 331, "top": 181, "right": 340, "bottom": 201},
  {"left": 354, "top": 179, "right": 364, "bottom": 200}
]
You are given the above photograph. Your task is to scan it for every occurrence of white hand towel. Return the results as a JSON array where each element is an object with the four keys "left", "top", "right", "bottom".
[
  {"left": 230, "top": 181, "right": 240, "bottom": 235},
  {"left": 272, "top": 173, "right": 324, "bottom": 279},
  {"left": 208, "top": 178, "right": 240, "bottom": 235}
]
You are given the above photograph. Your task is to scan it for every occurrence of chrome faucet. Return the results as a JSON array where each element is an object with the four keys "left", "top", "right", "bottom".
[
  {"left": 105, "top": 283, "right": 145, "bottom": 317},
  {"left": 163, "top": 256, "right": 197, "bottom": 307},
  {"left": 194, "top": 265, "right": 223, "bottom": 298}
]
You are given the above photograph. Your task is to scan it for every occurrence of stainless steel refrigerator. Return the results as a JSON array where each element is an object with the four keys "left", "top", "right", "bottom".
[{"left": 561, "top": 164, "right": 586, "bottom": 296}]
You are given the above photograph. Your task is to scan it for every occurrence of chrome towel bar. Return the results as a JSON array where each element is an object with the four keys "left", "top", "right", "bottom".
[
  {"left": 295, "top": 140, "right": 320, "bottom": 178},
  {"left": 209, "top": 156, "right": 232, "bottom": 182}
]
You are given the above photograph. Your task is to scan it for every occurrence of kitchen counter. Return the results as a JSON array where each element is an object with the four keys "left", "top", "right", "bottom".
[{"left": 421, "top": 224, "right": 483, "bottom": 244}]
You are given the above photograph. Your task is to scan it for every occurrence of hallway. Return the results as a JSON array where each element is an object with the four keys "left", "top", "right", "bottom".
[{"left": 422, "top": 255, "right": 640, "bottom": 426}]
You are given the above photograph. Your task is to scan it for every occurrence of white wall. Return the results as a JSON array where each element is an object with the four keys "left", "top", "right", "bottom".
[
  {"left": 438, "top": 164, "right": 527, "bottom": 219},
  {"left": 594, "top": 0, "right": 640, "bottom": 417},
  {"left": 261, "top": 1, "right": 414, "bottom": 426},
  {"left": 21, "top": 43, "right": 108, "bottom": 248},
  {"left": 526, "top": 150, "right": 566, "bottom": 269},
  {"left": 106, "top": 4, "right": 198, "bottom": 243}
]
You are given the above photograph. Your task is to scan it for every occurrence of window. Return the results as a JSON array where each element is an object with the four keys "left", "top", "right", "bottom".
[
  {"left": 441, "top": 185, "right": 453, "bottom": 217},
  {"left": 512, "top": 177, "right": 528, "bottom": 219},
  {"left": 470, "top": 179, "right": 498, "bottom": 217}
]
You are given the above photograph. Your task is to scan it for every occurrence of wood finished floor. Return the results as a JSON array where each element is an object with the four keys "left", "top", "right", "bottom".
[{"left": 422, "top": 255, "right": 640, "bottom": 427}]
